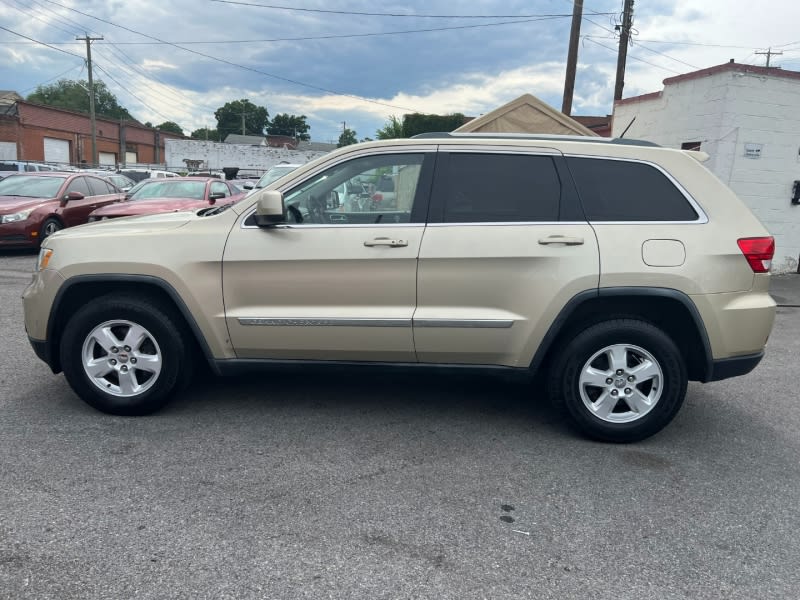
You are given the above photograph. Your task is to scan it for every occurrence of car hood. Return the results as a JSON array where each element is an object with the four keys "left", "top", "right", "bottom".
[
  {"left": 90, "top": 197, "right": 212, "bottom": 216},
  {"left": 48, "top": 211, "right": 195, "bottom": 242},
  {"left": 0, "top": 196, "right": 53, "bottom": 213}
]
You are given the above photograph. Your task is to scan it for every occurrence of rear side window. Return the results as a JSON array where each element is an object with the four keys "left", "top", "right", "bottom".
[
  {"left": 566, "top": 157, "right": 698, "bottom": 221},
  {"left": 440, "top": 153, "right": 560, "bottom": 223}
]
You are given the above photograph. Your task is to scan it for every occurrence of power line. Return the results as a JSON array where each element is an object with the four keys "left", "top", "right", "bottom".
[
  {"left": 207, "top": 0, "right": 611, "bottom": 19},
  {"left": 0, "top": 16, "right": 570, "bottom": 45},
  {"left": 0, "top": 23, "right": 84, "bottom": 59},
  {"left": 584, "top": 36, "right": 683, "bottom": 75},
  {"left": 93, "top": 62, "right": 173, "bottom": 122},
  {"left": 20, "top": 63, "right": 84, "bottom": 93},
  {"left": 38, "top": 0, "right": 421, "bottom": 112}
]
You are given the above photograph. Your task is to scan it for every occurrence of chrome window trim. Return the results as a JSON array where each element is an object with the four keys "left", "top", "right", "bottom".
[
  {"left": 241, "top": 220, "right": 424, "bottom": 230},
  {"left": 563, "top": 153, "right": 709, "bottom": 224}
]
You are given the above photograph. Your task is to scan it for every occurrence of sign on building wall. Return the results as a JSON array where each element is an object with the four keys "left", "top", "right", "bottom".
[{"left": 744, "top": 142, "right": 763, "bottom": 159}]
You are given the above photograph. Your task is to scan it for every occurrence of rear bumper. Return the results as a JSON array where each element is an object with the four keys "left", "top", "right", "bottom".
[{"left": 706, "top": 352, "right": 764, "bottom": 382}]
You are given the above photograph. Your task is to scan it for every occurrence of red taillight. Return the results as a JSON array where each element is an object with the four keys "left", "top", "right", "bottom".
[
  {"left": 371, "top": 193, "right": 383, "bottom": 202},
  {"left": 737, "top": 237, "right": 774, "bottom": 273}
]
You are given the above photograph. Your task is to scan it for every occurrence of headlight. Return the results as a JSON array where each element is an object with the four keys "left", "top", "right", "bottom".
[
  {"left": 37, "top": 248, "right": 53, "bottom": 270},
  {"left": 1, "top": 209, "right": 34, "bottom": 223}
]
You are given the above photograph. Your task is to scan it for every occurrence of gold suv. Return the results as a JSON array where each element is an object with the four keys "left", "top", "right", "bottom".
[{"left": 23, "top": 134, "right": 776, "bottom": 442}]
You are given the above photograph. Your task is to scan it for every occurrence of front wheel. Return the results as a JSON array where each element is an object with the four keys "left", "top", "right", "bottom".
[
  {"left": 549, "top": 319, "right": 687, "bottom": 442},
  {"left": 60, "top": 295, "right": 190, "bottom": 415}
]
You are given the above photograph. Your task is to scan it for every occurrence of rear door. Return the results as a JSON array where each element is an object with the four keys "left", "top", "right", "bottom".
[{"left": 414, "top": 147, "right": 600, "bottom": 367}]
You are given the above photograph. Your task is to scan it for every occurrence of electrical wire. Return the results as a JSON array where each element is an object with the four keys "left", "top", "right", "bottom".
[
  {"left": 584, "top": 36, "right": 683, "bottom": 75},
  {"left": 0, "top": 24, "right": 84, "bottom": 59},
  {"left": 1, "top": 15, "right": 571, "bottom": 45},
  {"left": 20, "top": 63, "right": 84, "bottom": 93},
  {"left": 206, "top": 0, "right": 610, "bottom": 19}
]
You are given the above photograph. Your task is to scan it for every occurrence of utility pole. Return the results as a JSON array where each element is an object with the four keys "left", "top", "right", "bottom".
[
  {"left": 77, "top": 34, "right": 103, "bottom": 166},
  {"left": 562, "top": 0, "right": 583, "bottom": 116},
  {"left": 755, "top": 48, "right": 782, "bottom": 67},
  {"left": 241, "top": 109, "right": 246, "bottom": 135},
  {"left": 613, "top": 0, "right": 634, "bottom": 102}
]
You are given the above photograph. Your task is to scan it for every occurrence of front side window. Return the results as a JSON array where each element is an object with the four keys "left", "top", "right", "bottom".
[
  {"left": 567, "top": 157, "right": 699, "bottom": 222},
  {"left": 66, "top": 177, "right": 92, "bottom": 197},
  {"left": 439, "top": 153, "right": 561, "bottom": 223},
  {"left": 282, "top": 154, "right": 426, "bottom": 225}
]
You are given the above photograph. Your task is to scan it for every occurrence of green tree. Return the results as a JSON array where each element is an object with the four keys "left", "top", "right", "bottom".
[
  {"left": 267, "top": 113, "right": 311, "bottom": 140},
  {"left": 27, "top": 79, "right": 133, "bottom": 120},
  {"left": 214, "top": 99, "right": 269, "bottom": 140},
  {"left": 338, "top": 128, "right": 358, "bottom": 148},
  {"left": 190, "top": 127, "right": 220, "bottom": 141},
  {"left": 376, "top": 115, "right": 404, "bottom": 139},
  {"left": 156, "top": 121, "right": 184, "bottom": 135},
  {"left": 402, "top": 113, "right": 466, "bottom": 137}
]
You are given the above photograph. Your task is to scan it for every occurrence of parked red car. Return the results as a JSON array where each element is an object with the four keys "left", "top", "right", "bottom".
[
  {"left": 0, "top": 172, "right": 124, "bottom": 248},
  {"left": 87, "top": 177, "right": 245, "bottom": 221}
]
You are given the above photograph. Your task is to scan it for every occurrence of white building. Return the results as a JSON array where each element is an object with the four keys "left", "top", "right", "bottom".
[
  {"left": 612, "top": 61, "right": 800, "bottom": 272},
  {"left": 165, "top": 139, "right": 329, "bottom": 175}
]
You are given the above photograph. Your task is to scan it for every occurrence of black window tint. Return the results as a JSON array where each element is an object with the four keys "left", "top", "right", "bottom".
[
  {"left": 86, "top": 177, "right": 111, "bottom": 195},
  {"left": 567, "top": 157, "right": 698, "bottom": 221},
  {"left": 442, "top": 154, "right": 560, "bottom": 223},
  {"left": 66, "top": 176, "right": 92, "bottom": 197}
]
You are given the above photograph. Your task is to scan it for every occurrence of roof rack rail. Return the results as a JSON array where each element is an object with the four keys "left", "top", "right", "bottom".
[{"left": 410, "top": 132, "right": 660, "bottom": 147}]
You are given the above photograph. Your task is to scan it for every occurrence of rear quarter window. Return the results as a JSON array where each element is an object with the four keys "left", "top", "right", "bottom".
[{"left": 566, "top": 157, "right": 698, "bottom": 222}]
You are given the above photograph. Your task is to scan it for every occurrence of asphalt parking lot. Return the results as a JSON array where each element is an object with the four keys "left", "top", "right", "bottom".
[{"left": 2, "top": 250, "right": 799, "bottom": 599}]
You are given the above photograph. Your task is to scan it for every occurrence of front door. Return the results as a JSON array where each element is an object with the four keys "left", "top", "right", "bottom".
[{"left": 222, "top": 149, "right": 435, "bottom": 362}]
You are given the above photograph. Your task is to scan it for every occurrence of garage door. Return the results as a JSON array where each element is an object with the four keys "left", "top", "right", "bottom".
[
  {"left": 0, "top": 141, "right": 16, "bottom": 160},
  {"left": 125, "top": 151, "right": 137, "bottom": 164},
  {"left": 98, "top": 152, "right": 116, "bottom": 166},
  {"left": 44, "top": 137, "right": 70, "bottom": 164}
]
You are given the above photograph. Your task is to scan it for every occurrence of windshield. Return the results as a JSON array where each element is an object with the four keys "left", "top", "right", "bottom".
[
  {"left": 0, "top": 175, "right": 66, "bottom": 198},
  {"left": 254, "top": 166, "right": 297, "bottom": 189},
  {"left": 129, "top": 180, "right": 206, "bottom": 201}
]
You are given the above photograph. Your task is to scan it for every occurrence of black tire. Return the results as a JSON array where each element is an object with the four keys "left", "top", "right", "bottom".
[
  {"left": 549, "top": 319, "right": 687, "bottom": 443},
  {"left": 60, "top": 295, "right": 191, "bottom": 415},
  {"left": 40, "top": 217, "right": 62, "bottom": 242}
]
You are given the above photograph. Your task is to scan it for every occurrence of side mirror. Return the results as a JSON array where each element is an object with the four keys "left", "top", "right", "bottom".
[
  {"left": 208, "top": 192, "right": 226, "bottom": 204},
  {"left": 254, "top": 189, "right": 285, "bottom": 227},
  {"left": 243, "top": 182, "right": 254, "bottom": 190},
  {"left": 66, "top": 191, "right": 85, "bottom": 201}
]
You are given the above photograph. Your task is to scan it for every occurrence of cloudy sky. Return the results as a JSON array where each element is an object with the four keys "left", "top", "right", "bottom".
[{"left": 1, "top": 0, "right": 799, "bottom": 142}]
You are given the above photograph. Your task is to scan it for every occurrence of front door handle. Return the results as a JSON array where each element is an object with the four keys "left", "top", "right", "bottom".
[
  {"left": 538, "top": 235, "right": 584, "bottom": 246},
  {"left": 364, "top": 237, "right": 408, "bottom": 248}
]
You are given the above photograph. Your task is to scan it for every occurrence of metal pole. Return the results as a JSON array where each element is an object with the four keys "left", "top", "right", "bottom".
[
  {"left": 613, "top": 0, "right": 634, "bottom": 102},
  {"left": 562, "top": 0, "right": 583, "bottom": 116},
  {"left": 77, "top": 34, "right": 103, "bottom": 167}
]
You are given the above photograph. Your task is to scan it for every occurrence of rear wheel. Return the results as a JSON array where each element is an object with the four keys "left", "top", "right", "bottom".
[
  {"left": 549, "top": 319, "right": 687, "bottom": 442},
  {"left": 60, "top": 295, "right": 190, "bottom": 415}
]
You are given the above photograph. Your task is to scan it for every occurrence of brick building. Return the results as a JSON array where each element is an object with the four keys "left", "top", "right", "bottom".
[{"left": 0, "top": 97, "right": 184, "bottom": 167}]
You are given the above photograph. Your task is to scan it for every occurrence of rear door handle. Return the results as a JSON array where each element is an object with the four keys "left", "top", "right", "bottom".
[
  {"left": 364, "top": 237, "right": 408, "bottom": 247},
  {"left": 538, "top": 235, "right": 584, "bottom": 246}
]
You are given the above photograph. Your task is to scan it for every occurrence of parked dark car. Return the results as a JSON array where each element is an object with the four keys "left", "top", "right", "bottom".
[
  {"left": 87, "top": 177, "right": 245, "bottom": 221},
  {"left": 0, "top": 172, "right": 124, "bottom": 247}
]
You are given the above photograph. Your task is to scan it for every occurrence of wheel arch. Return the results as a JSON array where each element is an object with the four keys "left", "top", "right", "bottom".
[
  {"left": 530, "top": 287, "right": 713, "bottom": 382},
  {"left": 45, "top": 275, "right": 217, "bottom": 375}
]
